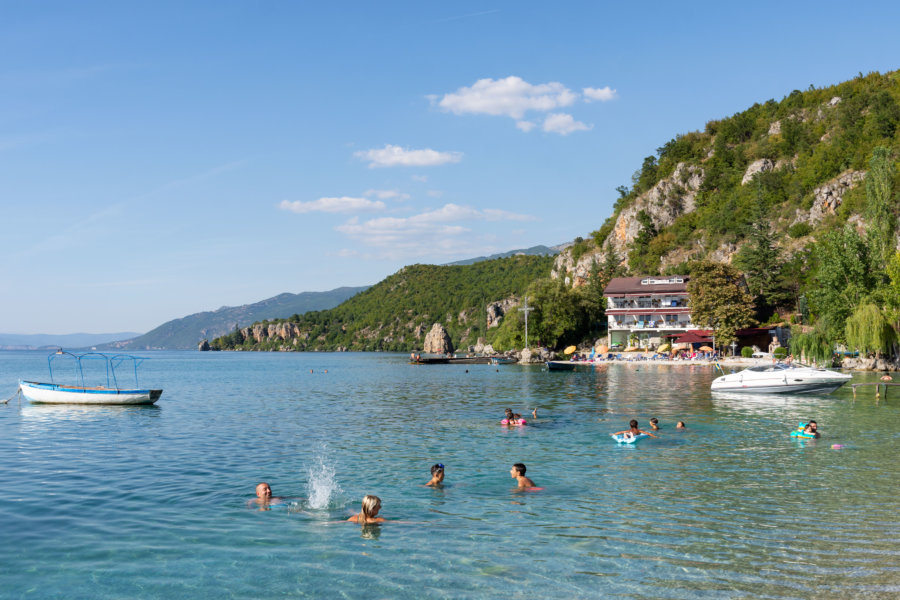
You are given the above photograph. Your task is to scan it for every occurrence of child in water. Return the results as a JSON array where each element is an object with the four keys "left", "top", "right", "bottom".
[
  {"left": 649, "top": 417, "right": 660, "bottom": 430},
  {"left": 425, "top": 463, "right": 445, "bottom": 486},
  {"left": 347, "top": 495, "right": 385, "bottom": 524},
  {"left": 503, "top": 408, "right": 524, "bottom": 425},
  {"left": 803, "top": 420, "right": 820, "bottom": 438},
  {"left": 613, "top": 419, "right": 658, "bottom": 438},
  {"left": 510, "top": 462, "right": 536, "bottom": 488}
]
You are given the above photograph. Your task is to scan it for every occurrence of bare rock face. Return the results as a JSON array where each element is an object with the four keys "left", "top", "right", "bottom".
[
  {"left": 794, "top": 170, "right": 866, "bottom": 225},
  {"left": 741, "top": 158, "right": 775, "bottom": 185},
  {"left": 609, "top": 162, "right": 704, "bottom": 260},
  {"left": 423, "top": 323, "right": 453, "bottom": 354},
  {"left": 198, "top": 339, "right": 210, "bottom": 351},
  {"left": 768, "top": 120, "right": 782, "bottom": 135},
  {"left": 486, "top": 297, "right": 519, "bottom": 328}
]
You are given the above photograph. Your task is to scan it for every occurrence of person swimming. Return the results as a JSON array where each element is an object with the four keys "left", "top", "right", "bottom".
[
  {"left": 510, "top": 462, "right": 536, "bottom": 488},
  {"left": 425, "top": 463, "right": 445, "bottom": 487},
  {"left": 347, "top": 495, "right": 385, "bottom": 524},
  {"left": 613, "top": 419, "right": 658, "bottom": 439}
]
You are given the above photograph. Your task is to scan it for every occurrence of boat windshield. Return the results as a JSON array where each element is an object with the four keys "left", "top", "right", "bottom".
[{"left": 746, "top": 363, "right": 794, "bottom": 373}]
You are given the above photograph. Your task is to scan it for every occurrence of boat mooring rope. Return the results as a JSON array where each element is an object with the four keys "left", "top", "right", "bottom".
[{"left": 2, "top": 386, "right": 21, "bottom": 404}]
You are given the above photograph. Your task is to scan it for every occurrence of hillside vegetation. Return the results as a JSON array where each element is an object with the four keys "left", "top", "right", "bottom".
[
  {"left": 219, "top": 70, "right": 900, "bottom": 358},
  {"left": 109, "top": 287, "right": 367, "bottom": 350},
  {"left": 212, "top": 256, "right": 554, "bottom": 351}
]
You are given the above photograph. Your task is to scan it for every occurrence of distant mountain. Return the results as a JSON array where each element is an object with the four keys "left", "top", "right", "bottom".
[
  {"left": 103, "top": 286, "right": 369, "bottom": 350},
  {"left": 0, "top": 332, "right": 142, "bottom": 350},
  {"left": 445, "top": 244, "right": 564, "bottom": 266}
]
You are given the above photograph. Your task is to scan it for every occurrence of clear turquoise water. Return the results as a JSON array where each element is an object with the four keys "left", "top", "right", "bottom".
[{"left": 1, "top": 351, "right": 899, "bottom": 599}]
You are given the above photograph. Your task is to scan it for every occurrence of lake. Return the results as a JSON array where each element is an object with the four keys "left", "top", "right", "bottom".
[{"left": 1, "top": 351, "right": 898, "bottom": 598}]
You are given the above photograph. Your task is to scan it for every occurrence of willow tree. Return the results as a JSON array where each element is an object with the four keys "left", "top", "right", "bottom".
[
  {"left": 790, "top": 326, "right": 834, "bottom": 366},
  {"left": 687, "top": 260, "right": 756, "bottom": 346},
  {"left": 845, "top": 302, "right": 896, "bottom": 357}
]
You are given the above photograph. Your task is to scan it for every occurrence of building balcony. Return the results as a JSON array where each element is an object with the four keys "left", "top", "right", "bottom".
[{"left": 608, "top": 321, "right": 697, "bottom": 331}]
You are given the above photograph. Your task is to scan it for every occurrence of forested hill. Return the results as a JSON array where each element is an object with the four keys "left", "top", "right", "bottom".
[
  {"left": 218, "top": 70, "right": 900, "bottom": 356},
  {"left": 211, "top": 256, "right": 554, "bottom": 352},
  {"left": 555, "top": 70, "right": 900, "bottom": 283},
  {"left": 106, "top": 286, "right": 368, "bottom": 350}
]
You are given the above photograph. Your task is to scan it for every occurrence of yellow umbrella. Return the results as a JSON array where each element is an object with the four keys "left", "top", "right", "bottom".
[
  {"left": 564, "top": 345, "right": 577, "bottom": 354},
  {"left": 657, "top": 343, "right": 670, "bottom": 352}
]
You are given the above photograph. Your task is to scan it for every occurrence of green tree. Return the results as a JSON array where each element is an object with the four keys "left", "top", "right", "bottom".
[
  {"left": 865, "top": 146, "right": 897, "bottom": 269},
  {"left": 845, "top": 302, "right": 896, "bottom": 356},
  {"left": 808, "top": 226, "right": 875, "bottom": 343},
  {"left": 628, "top": 210, "right": 659, "bottom": 274},
  {"left": 687, "top": 261, "right": 757, "bottom": 346},
  {"left": 733, "top": 188, "right": 790, "bottom": 320},
  {"left": 527, "top": 278, "right": 583, "bottom": 349}
]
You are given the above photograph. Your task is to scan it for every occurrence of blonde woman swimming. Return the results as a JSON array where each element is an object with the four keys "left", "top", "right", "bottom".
[{"left": 347, "top": 495, "right": 386, "bottom": 524}]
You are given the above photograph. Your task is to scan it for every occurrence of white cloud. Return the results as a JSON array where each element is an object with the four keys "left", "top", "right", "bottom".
[
  {"left": 435, "top": 76, "right": 577, "bottom": 120},
  {"left": 279, "top": 196, "right": 385, "bottom": 214},
  {"left": 355, "top": 144, "right": 463, "bottom": 168},
  {"left": 364, "top": 189, "right": 410, "bottom": 201},
  {"left": 515, "top": 120, "right": 536, "bottom": 132},
  {"left": 335, "top": 203, "right": 536, "bottom": 258},
  {"left": 583, "top": 86, "right": 617, "bottom": 102},
  {"left": 542, "top": 113, "right": 592, "bottom": 135}
]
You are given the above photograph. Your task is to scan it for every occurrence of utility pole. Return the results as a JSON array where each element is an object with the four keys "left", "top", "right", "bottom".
[{"left": 519, "top": 297, "right": 534, "bottom": 350}]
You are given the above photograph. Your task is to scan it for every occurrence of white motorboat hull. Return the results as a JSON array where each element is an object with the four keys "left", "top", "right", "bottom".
[
  {"left": 19, "top": 381, "right": 163, "bottom": 405},
  {"left": 711, "top": 365, "right": 851, "bottom": 395}
]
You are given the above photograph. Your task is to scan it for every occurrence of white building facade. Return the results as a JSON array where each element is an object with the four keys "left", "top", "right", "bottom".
[{"left": 604, "top": 276, "right": 699, "bottom": 349}]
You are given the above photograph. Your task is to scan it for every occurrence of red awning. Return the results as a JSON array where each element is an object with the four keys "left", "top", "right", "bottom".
[{"left": 672, "top": 330, "right": 714, "bottom": 344}]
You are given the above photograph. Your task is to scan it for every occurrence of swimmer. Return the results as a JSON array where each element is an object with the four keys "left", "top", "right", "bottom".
[
  {"left": 676, "top": 421, "right": 686, "bottom": 429},
  {"left": 425, "top": 463, "right": 445, "bottom": 487},
  {"left": 880, "top": 373, "right": 893, "bottom": 382},
  {"left": 248, "top": 481, "right": 286, "bottom": 509},
  {"left": 532, "top": 407, "right": 538, "bottom": 419},
  {"left": 347, "top": 495, "right": 385, "bottom": 524},
  {"left": 649, "top": 417, "right": 660, "bottom": 430},
  {"left": 613, "top": 419, "right": 658, "bottom": 439},
  {"left": 803, "top": 420, "right": 820, "bottom": 439},
  {"left": 510, "top": 462, "right": 536, "bottom": 488}
]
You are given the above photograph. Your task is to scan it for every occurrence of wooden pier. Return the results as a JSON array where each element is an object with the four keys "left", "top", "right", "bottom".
[{"left": 850, "top": 382, "right": 900, "bottom": 399}]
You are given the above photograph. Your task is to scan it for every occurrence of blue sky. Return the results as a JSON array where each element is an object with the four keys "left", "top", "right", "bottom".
[{"left": 2, "top": 1, "right": 899, "bottom": 334}]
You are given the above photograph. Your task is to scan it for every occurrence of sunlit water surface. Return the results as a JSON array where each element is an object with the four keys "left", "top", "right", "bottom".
[{"left": 1, "top": 351, "right": 899, "bottom": 599}]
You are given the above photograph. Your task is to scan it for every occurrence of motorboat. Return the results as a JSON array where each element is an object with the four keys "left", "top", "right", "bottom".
[
  {"left": 710, "top": 362, "right": 851, "bottom": 394},
  {"left": 19, "top": 350, "right": 163, "bottom": 405}
]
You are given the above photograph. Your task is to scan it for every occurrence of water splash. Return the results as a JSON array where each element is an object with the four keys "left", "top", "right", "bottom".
[{"left": 306, "top": 453, "right": 343, "bottom": 509}]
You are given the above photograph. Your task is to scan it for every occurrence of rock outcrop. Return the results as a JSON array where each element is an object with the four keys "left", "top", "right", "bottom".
[
  {"left": 793, "top": 170, "right": 866, "bottom": 225},
  {"left": 198, "top": 339, "right": 210, "bottom": 351},
  {"left": 423, "top": 323, "right": 453, "bottom": 354},
  {"left": 486, "top": 297, "right": 519, "bottom": 328},
  {"left": 741, "top": 158, "right": 775, "bottom": 185}
]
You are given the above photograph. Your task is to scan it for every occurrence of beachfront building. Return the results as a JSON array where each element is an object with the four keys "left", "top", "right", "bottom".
[{"left": 603, "top": 276, "right": 696, "bottom": 349}]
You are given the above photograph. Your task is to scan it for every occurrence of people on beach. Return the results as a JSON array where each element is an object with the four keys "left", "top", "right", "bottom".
[
  {"left": 649, "top": 417, "right": 660, "bottom": 430},
  {"left": 510, "top": 463, "right": 536, "bottom": 488},
  {"left": 347, "top": 495, "right": 385, "bottom": 524},
  {"left": 803, "top": 420, "right": 820, "bottom": 438},
  {"left": 426, "top": 463, "right": 445, "bottom": 487},
  {"left": 676, "top": 421, "right": 686, "bottom": 429},
  {"left": 613, "top": 419, "right": 658, "bottom": 439}
]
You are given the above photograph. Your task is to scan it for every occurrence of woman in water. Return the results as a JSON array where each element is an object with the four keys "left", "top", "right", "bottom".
[
  {"left": 347, "top": 495, "right": 385, "bottom": 524},
  {"left": 425, "top": 464, "right": 445, "bottom": 487}
]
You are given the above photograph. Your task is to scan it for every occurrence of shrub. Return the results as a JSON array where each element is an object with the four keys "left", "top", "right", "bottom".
[
  {"left": 741, "top": 346, "right": 754, "bottom": 358},
  {"left": 788, "top": 222, "right": 812, "bottom": 238},
  {"left": 773, "top": 347, "right": 789, "bottom": 359}
]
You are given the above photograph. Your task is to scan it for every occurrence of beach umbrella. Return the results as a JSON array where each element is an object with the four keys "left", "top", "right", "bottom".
[
  {"left": 699, "top": 345, "right": 713, "bottom": 352},
  {"left": 564, "top": 345, "right": 577, "bottom": 354},
  {"left": 657, "top": 343, "right": 670, "bottom": 352},
  {"left": 596, "top": 345, "right": 609, "bottom": 354}
]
